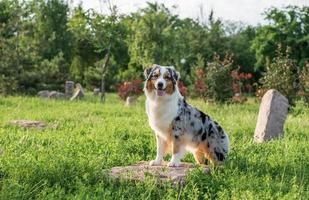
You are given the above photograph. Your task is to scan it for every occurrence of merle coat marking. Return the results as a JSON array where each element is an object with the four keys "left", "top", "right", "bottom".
[{"left": 144, "top": 64, "right": 229, "bottom": 167}]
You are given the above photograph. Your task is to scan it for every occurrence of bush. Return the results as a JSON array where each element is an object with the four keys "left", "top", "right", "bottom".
[
  {"left": 0, "top": 75, "right": 18, "bottom": 95},
  {"left": 190, "top": 54, "right": 207, "bottom": 99},
  {"left": 299, "top": 63, "right": 309, "bottom": 105},
  {"left": 177, "top": 80, "right": 187, "bottom": 97},
  {"left": 231, "top": 70, "right": 253, "bottom": 94},
  {"left": 117, "top": 80, "right": 143, "bottom": 101},
  {"left": 259, "top": 45, "right": 298, "bottom": 106},
  {"left": 205, "top": 53, "right": 234, "bottom": 102}
]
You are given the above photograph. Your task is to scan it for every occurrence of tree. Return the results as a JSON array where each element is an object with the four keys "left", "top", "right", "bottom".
[
  {"left": 205, "top": 53, "right": 234, "bottom": 102},
  {"left": 252, "top": 6, "right": 309, "bottom": 71},
  {"left": 0, "top": 0, "right": 22, "bottom": 94},
  {"left": 67, "top": 6, "right": 99, "bottom": 83},
  {"left": 31, "top": 0, "right": 72, "bottom": 61},
  {"left": 225, "top": 23, "right": 256, "bottom": 73},
  {"left": 125, "top": 2, "right": 181, "bottom": 78},
  {"left": 260, "top": 45, "right": 298, "bottom": 106}
]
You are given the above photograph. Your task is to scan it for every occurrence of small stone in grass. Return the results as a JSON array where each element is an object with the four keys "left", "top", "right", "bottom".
[
  {"left": 37, "top": 90, "right": 50, "bottom": 98},
  {"left": 48, "top": 91, "right": 66, "bottom": 99},
  {"left": 93, "top": 88, "right": 100, "bottom": 96}
]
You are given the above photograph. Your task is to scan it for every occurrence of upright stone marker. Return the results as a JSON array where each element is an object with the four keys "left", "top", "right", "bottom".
[
  {"left": 65, "top": 81, "right": 75, "bottom": 97},
  {"left": 125, "top": 96, "right": 137, "bottom": 106},
  {"left": 70, "top": 83, "right": 85, "bottom": 100},
  {"left": 254, "top": 89, "right": 289, "bottom": 143},
  {"left": 93, "top": 88, "right": 100, "bottom": 96}
]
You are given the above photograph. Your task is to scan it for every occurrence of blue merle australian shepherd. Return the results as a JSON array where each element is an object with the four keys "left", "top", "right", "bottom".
[{"left": 144, "top": 64, "right": 229, "bottom": 167}]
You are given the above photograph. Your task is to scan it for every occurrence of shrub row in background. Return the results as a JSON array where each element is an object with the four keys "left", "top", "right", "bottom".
[{"left": 0, "top": 1, "right": 308, "bottom": 98}]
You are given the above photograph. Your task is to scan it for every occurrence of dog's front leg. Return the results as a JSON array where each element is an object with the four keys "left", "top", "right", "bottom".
[
  {"left": 168, "top": 138, "right": 185, "bottom": 167},
  {"left": 149, "top": 134, "right": 167, "bottom": 166}
]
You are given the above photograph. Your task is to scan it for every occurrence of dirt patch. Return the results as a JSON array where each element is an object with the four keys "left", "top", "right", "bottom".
[{"left": 9, "top": 120, "right": 46, "bottom": 129}]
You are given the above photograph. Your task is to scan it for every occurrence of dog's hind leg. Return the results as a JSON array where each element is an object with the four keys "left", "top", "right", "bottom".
[
  {"left": 194, "top": 148, "right": 205, "bottom": 164},
  {"left": 202, "top": 136, "right": 229, "bottom": 165}
]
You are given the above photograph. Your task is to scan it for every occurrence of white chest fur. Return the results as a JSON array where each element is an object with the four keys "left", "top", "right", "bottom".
[{"left": 146, "top": 97, "right": 179, "bottom": 140}]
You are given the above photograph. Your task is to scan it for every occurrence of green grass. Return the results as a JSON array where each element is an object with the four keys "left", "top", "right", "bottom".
[{"left": 0, "top": 94, "right": 308, "bottom": 199}]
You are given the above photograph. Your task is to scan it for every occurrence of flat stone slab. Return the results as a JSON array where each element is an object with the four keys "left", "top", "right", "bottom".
[
  {"left": 9, "top": 120, "right": 46, "bottom": 128},
  {"left": 110, "top": 161, "right": 209, "bottom": 183}
]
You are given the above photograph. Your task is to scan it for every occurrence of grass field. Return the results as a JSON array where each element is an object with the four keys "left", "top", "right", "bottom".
[{"left": 0, "top": 94, "right": 308, "bottom": 199}]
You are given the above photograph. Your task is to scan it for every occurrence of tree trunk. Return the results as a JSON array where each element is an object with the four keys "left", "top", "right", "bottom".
[
  {"left": 100, "top": 43, "right": 111, "bottom": 103},
  {"left": 100, "top": 76, "right": 105, "bottom": 102}
]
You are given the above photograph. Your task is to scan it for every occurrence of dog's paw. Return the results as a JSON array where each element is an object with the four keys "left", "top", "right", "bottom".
[
  {"left": 149, "top": 159, "right": 162, "bottom": 166},
  {"left": 167, "top": 161, "right": 182, "bottom": 167}
]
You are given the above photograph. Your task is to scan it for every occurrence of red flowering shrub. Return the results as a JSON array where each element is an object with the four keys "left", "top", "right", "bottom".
[
  {"left": 193, "top": 68, "right": 207, "bottom": 99},
  {"left": 231, "top": 70, "right": 253, "bottom": 95},
  {"left": 195, "top": 79, "right": 207, "bottom": 95},
  {"left": 177, "top": 80, "right": 187, "bottom": 96},
  {"left": 117, "top": 79, "right": 143, "bottom": 101}
]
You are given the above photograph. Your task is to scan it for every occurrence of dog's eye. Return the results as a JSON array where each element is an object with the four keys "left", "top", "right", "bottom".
[
  {"left": 164, "top": 75, "right": 171, "bottom": 80},
  {"left": 152, "top": 74, "right": 159, "bottom": 79}
]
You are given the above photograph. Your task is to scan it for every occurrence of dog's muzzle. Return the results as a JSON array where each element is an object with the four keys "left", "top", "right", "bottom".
[{"left": 156, "top": 82, "right": 165, "bottom": 96}]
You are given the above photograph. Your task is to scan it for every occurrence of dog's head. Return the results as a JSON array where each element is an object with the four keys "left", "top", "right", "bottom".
[{"left": 144, "top": 64, "right": 180, "bottom": 99}]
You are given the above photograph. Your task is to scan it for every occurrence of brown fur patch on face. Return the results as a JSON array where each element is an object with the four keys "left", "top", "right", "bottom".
[
  {"left": 146, "top": 79, "right": 155, "bottom": 92},
  {"left": 164, "top": 72, "right": 175, "bottom": 95},
  {"left": 165, "top": 80, "right": 175, "bottom": 94},
  {"left": 146, "top": 68, "right": 160, "bottom": 92}
]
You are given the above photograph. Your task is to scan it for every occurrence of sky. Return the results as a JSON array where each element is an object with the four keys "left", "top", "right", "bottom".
[{"left": 74, "top": 0, "right": 309, "bottom": 25}]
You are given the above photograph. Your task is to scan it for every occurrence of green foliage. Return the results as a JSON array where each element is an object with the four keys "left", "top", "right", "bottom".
[
  {"left": 126, "top": 3, "right": 179, "bottom": 73},
  {"left": 0, "top": 0, "right": 23, "bottom": 94},
  {"left": 226, "top": 24, "right": 256, "bottom": 73},
  {"left": 67, "top": 7, "right": 100, "bottom": 84},
  {"left": 0, "top": 94, "right": 308, "bottom": 199},
  {"left": 188, "top": 54, "right": 207, "bottom": 98},
  {"left": 0, "top": 1, "right": 308, "bottom": 100},
  {"left": 260, "top": 45, "right": 298, "bottom": 106},
  {"left": 299, "top": 63, "right": 309, "bottom": 105},
  {"left": 205, "top": 54, "right": 234, "bottom": 102},
  {"left": 0, "top": 0, "right": 71, "bottom": 94},
  {"left": 252, "top": 6, "right": 309, "bottom": 71},
  {"left": 67, "top": 5, "right": 129, "bottom": 89},
  {"left": 35, "top": 52, "right": 69, "bottom": 91},
  {"left": 31, "top": 0, "right": 72, "bottom": 60}
]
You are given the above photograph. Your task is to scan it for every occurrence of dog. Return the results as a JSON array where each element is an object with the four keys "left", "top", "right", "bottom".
[{"left": 144, "top": 64, "right": 229, "bottom": 167}]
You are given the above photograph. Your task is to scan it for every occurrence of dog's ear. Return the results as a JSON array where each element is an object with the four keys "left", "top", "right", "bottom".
[
  {"left": 169, "top": 66, "right": 180, "bottom": 81},
  {"left": 144, "top": 64, "right": 159, "bottom": 79},
  {"left": 144, "top": 66, "right": 153, "bottom": 79}
]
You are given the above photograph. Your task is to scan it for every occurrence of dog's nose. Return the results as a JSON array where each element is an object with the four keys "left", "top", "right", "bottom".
[{"left": 157, "top": 82, "right": 164, "bottom": 89}]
